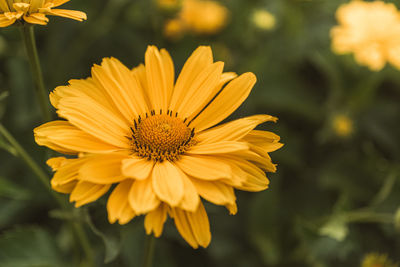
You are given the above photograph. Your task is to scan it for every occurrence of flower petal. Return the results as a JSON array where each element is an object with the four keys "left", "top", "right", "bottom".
[
  {"left": 171, "top": 202, "right": 211, "bottom": 248},
  {"left": 107, "top": 180, "right": 136, "bottom": 224},
  {"left": 196, "top": 115, "right": 277, "bottom": 143},
  {"left": 144, "top": 204, "right": 168, "bottom": 237},
  {"left": 190, "top": 178, "right": 236, "bottom": 206},
  {"left": 145, "top": 46, "right": 174, "bottom": 111},
  {"left": 91, "top": 58, "right": 149, "bottom": 122},
  {"left": 176, "top": 62, "right": 224, "bottom": 119},
  {"left": 169, "top": 46, "right": 213, "bottom": 112},
  {"left": 152, "top": 161, "right": 184, "bottom": 207},
  {"left": 178, "top": 172, "right": 200, "bottom": 212},
  {"left": 122, "top": 157, "right": 154, "bottom": 180},
  {"left": 34, "top": 120, "right": 119, "bottom": 154},
  {"left": 57, "top": 96, "right": 130, "bottom": 148},
  {"left": 187, "top": 141, "right": 248, "bottom": 154},
  {"left": 45, "top": 9, "right": 87, "bottom": 21},
  {"left": 191, "top": 72, "right": 256, "bottom": 132},
  {"left": 79, "top": 154, "right": 127, "bottom": 184},
  {"left": 70, "top": 181, "right": 111, "bottom": 208},
  {"left": 175, "top": 155, "right": 231, "bottom": 180},
  {"left": 129, "top": 178, "right": 160, "bottom": 215}
]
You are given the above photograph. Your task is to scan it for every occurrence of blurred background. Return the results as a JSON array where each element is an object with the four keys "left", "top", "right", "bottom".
[{"left": 0, "top": 0, "right": 399, "bottom": 266}]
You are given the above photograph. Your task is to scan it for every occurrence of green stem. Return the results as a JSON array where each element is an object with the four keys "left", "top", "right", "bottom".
[
  {"left": 143, "top": 234, "right": 156, "bottom": 267},
  {"left": 72, "top": 221, "right": 95, "bottom": 267},
  {"left": 0, "top": 123, "right": 94, "bottom": 266},
  {"left": 0, "top": 123, "right": 52, "bottom": 192},
  {"left": 20, "top": 25, "right": 52, "bottom": 122}
]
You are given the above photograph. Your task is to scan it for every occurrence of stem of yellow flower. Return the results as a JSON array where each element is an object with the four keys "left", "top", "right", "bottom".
[
  {"left": 143, "top": 234, "right": 156, "bottom": 267},
  {"left": 0, "top": 123, "right": 94, "bottom": 266},
  {"left": 19, "top": 25, "right": 52, "bottom": 122}
]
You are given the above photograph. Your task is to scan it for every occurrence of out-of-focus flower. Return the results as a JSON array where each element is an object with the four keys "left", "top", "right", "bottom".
[
  {"left": 157, "top": 0, "right": 180, "bottom": 11},
  {"left": 164, "top": 18, "right": 185, "bottom": 40},
  {"left": 361, "top": 253, "right": 398, "bottom": 267},
  {"left": 0, "top": 0, "right": 86, "bottom": 27},
  {"left": 34, "top": 46, "right": 282, "bottom": 248},
  {"left": 331, "top": 0, "right": 400, "bottom": 71},
  {"left": 252, "top": 9, "right": 276, "bottom": 31},
  {"left": 332, "top": 114, "right": 353, "bottom": 137},
  {"left": 179, "top": 0, "right": 228, "bottom": 35}
]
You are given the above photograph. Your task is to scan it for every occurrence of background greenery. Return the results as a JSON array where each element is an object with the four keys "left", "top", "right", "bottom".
[{"left": 0, "top": 0, "right": 399, "bottom": 266}]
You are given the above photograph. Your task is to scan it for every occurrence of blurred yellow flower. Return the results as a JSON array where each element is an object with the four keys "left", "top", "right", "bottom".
[
  {"left": 331, "top": 0, "right": 400, "bottom": 71},
  {"left": 361, "top": 253, "right": 398, "bottom": 267},
  {"left": 179, "top": 0, "right": 228, "bottom": 35},
  {"left": 164, "top": 18, "right": 185, "bottom": 40},
  {"left": 332, "top": 114, "right": 353, "bottom": 137},
  {"left": 0, "top": 0, "right": 86, "bottom": 27},
  {"left": 252, "top": 9, "right": 276, "bottom": 31},
  {"left": 34, "top": 46, "right": 282, "bottom": 248}
]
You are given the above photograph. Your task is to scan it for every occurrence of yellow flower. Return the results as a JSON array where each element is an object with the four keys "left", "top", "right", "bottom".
[
  {"left": 0, "top": 0, "right": 87, "bottom": 27},
  {"left": 361, "top": 253, "right": 398, "bottom": 267},
  {"left": 164, "top": 18, "right": 185, "bottom": 40},
  {"left": 34, "top": 46, "right": 282, "bottom": 248},
  {"left": 331, "top": 0, "right": 400, "bottom": 71},
  {"left": 252, "top": 9, "right": 276, "bottom": 31},
  {"left": 332, "top": 114, "right": 353, "bottom": 137},
  {"left": 179, "top": 0, "right": 228, "bottom": 35}
]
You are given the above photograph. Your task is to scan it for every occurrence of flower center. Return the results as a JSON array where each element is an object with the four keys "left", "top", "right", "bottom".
[{"left": 129, "top": 113, "right": 196, "bottom": 162}]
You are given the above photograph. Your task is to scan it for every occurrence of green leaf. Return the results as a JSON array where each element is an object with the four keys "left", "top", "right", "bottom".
[
  {"left": 0, "top": 176, "right": 30, "bottom": 200},
  {"left": 0, "top": 227, "right": 67, "bottom": 267}
]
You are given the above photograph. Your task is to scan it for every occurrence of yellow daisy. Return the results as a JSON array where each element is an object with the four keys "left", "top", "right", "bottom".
[
  {"left": 34, "top": 46, "right": 282, "bottom": 248},
  {"left": 331, "top": 0, "right": 400, "bottom": 71},
  {"left": 0, "top": 0, "right": 86, "bottom": 27},
  {"left": 179, "top": 0, "right": 228, "bottom": 35}
]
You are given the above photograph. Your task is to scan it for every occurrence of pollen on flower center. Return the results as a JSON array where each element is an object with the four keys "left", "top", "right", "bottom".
[{"left": 129, "top": 111, "right": 196, "bottom": 162}]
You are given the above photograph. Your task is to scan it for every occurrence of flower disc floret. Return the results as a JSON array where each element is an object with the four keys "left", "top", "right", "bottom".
[{"left": 130, "top": 112, "right": 195, "bottom": 162}]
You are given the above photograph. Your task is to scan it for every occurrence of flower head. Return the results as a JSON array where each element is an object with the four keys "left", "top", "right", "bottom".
[
  {"left": 179, "top": 0, "right": 228, "bottom": 35},
  {"left": 252, "top": 9, "right": 276, "bottom": 31},
  {"left": 331, "top": 0, "right": 400, "bottom": 71},
  {"left": 332, "top": 114, "right": 353, "bottom": 137},
  {"left": 34, "top": 46, "right": 282, "bottom": 248},
  {"left": 0, "top": 0, "right": 86, "bottom": 27}
]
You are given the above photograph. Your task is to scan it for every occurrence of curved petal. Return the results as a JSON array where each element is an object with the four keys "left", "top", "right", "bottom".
[
  {"left": 144, "top": 204, "right": 168, "bottom": 237},
  {"left": 175, "top": 62, "right": 224, "bottom": 119},
  {"left": 196, "top": 115, "right": 277, "bottom": 143},
  {"left": 152, "top": 161, "right": 184, "bottom": 207},
  {"left": 70, "top": 181, "right": 111, "bottom": 208},
  {"left": 169, "top": 46, "right": 213, "bottom": 112},
  {"left": 34, "top": 120, "right": 119, "bottom": 154},
  {"left": 175, "top": 155, "right": 231, "bottom": 180},
  {"left": 91, "top": 58, "right": 149, "bottom": 122},
  {"left": 178, "top": 172, "right": 200, "bottom": 212},
  {"left": 191, "top": 72, "right": 256, "bottom": 132},
  {"left": 0, "top": 14, "right": 15, "bottom": 27},
  {"left": 51, "top": 157, "right": 89, "bottom": 188},
  {"left": 190, "top": 178, "right": 236, "bottom": 206},
  {"left": 145, "top": 46, "right": 174, "bottom": 111},
  {"left": 23, "top": 13, "right": 48, "bottom": 25},
  {"left": 79, "top": 154, "right": 127, "bottom": 184},
  {"left": 56, "top": 96, "right": 130, "bottom": 148},
  {"left": 0, "top": 1, "right": 10, "bottom": 12},
  {"left": 187, "top": 141, "right": 248, "bottom": 155},
  {"left": 122, "top": 156, "right": 154, "bottom": 180},
  {"left": 129, "top": 178, "right": 160, "bottom": 215},
  {"left": 171, "top": 202, "right": 211, "bottom": 248},
  {"left": 44, "top": 9, "right": 87, "bottom": 21},
  {"left": 107, "top": 180, "right": 136, "bottom": 224}
]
